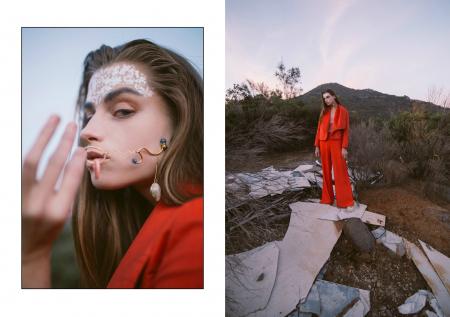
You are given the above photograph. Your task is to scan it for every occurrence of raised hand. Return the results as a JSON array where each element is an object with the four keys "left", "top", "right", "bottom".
[{"left": 22, "top": 115, "right": 86, "bottom": 288}]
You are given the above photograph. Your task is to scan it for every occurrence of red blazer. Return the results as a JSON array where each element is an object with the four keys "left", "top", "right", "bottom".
[
  {"left": 107, "top": 193, "right": 203, "bottom": 288},
  {"left": 314, "top": 104, "right": 350, "bottom": 149}
]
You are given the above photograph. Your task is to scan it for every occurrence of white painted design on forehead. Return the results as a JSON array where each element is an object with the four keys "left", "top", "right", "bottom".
[{"left": 86, "top": 63, "right": 153, "bottom": 106}]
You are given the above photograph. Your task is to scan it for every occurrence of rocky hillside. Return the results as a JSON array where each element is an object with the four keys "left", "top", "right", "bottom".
[{"left": 297, "top": 82, "right": 446, "bottom": 119}]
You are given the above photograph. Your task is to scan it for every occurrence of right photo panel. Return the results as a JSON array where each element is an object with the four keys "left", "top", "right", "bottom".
[{"left": 225, "top": 1, "right": 450, "bottom": 316}]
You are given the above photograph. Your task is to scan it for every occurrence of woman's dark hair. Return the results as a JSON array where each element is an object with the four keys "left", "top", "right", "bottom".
[
  {"left": 72, "top": 39, "right": 203, "bottom": 287},
  {"left": 318, "top": 88, "right": 341, "bottom": 123}
]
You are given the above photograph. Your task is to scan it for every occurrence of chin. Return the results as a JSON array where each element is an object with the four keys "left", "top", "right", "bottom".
[{"left": 89, "top": 173, "right": 131, "bottom": 190}]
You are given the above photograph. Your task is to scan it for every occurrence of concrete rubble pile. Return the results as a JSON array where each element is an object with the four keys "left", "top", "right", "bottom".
[
  {"left": 226, "top": 164, "right": 449, "bottom": 316},
  {"left": 226, "top": 199, "right": 384, "bottom": 317},
  {"left": 226, "top": 165, "right": 311, "bottom": 200},
  {"left": 226, "top": 162, "right": 376, "bottom": 201}
]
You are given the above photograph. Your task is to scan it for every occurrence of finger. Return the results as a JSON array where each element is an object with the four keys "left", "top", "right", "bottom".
[
  {"left": 39, "top": 122, "right": 77, "bottom": 195},
  {"left": 49, "top": 147, "right": 86, "bottom": 221},
  {"left": 22, "top": 115, "right": 60, "bottom": 194}
]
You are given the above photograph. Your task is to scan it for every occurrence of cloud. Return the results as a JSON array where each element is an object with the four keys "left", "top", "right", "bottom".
[{"left": 318, "top": 0, "right": 357, "bottom": 63}]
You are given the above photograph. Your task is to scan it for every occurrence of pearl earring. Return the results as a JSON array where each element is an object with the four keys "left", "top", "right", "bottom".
[{"left": 131, "top": 138, "right": 168, "bottom": 202}]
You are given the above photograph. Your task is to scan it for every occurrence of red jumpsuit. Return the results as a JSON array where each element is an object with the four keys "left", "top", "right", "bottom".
[{"left": 314, "top": 104, "right": 354, "bottom": 208}]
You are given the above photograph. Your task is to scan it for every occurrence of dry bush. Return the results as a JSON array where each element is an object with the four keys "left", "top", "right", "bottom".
[
  {"left": 251, "top": 115, "right": 309, "bottom": 152},
  {"left": 381, "top": 159, "right": 409, "bottom": 185},
  {"left": 226, "top": 114, "right": 310, "bottom": 170},
  {"left": 226, "top": 188, "right": 320, "bottom": 255},
  {"left": 389, "top": 109, "right": 450, "bottom": 185},
  {"left": 424, "top": 154, "right": 450, "bottom": 203},
  {"left": 349, "top": 109, "right": 450, "bottom": 189},
  {"left": 348, "top": 118, "right": 401, "bottom": 187}
]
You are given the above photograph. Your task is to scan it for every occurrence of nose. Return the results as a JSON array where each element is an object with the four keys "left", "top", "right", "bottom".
[{"left": 80, "top": 115, "right": 103, "bottom": 145}]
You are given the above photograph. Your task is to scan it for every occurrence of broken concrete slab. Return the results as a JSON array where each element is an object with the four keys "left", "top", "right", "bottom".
[
  {"left": 419, "top": 240, "right": 450, "bottom": 295},
  {"left": 429, "top": 297, "right": 446, "bottom": 317},
  {"left": 397, "top": 289, "right": 445, "bottom": 317},
  {"left": 288, "top": 279, "right": 370, "bottom": 317},
  {"left": 404, "top": 239, "right": 450, "bottom": 316},
  {"left": 289, "top": 201, "right": 385, "bottom": 227},
  {"left": 301, "top": 171, "right": 323, "bottom": 186},
  {"left": 425, "top": 310, "right": 440, "bottom": 317},
  {"left": 226, "top": 209, "right": 343, "bottom": 316},
  {"left": 307, "top": 283, "right": 368, "bottom": 316},
  {"left": 360, "top": 210, "right": 385, "bottom": 226},
  {"left": 226, "top": 243, "right": 279, "bottom": 317},
  {"left": 344, "top": 298, "right": 370, "bottom": 317},
  {"left": 398, "top": 289, "right": 428, "bottom": 314},
  {"left": 247, "top": 212, "right": 343, "bottom": 317},
  {"left": 371, "top": 227, "right": 406, "bottom": 256},
  {"left": 289, "top": 201, "right": 366, "bottom": 221},
  {"left": 337, "top": 204, "right": 366, "bottom": 220},
  {"left": 294, "top": 281, "right": 320, "bottom": 315},
  {"left": 293, "top": 164, "right": 314, "bottom": 173}
]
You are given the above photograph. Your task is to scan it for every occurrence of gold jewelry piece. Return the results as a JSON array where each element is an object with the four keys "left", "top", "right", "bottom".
[
  {"left": 130, "top": 138, "right": 168, "bottom": 202},
  {"left": 131, "top": 138, "right": 168, "bottom": 165}
]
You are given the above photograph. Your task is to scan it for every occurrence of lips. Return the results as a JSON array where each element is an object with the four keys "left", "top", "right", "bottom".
[
  {"left": 87, "top": 151, "right": 106, "bottom": 160},
  {"left": 84, "top": 146, "right": 110, "bottom": 161},
  {"left": 84, "top": 146, "right": 110, "bottom": 174}
]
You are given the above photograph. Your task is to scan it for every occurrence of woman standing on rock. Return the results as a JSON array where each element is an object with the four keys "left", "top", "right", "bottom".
[{"left": 314, "top": 89, "right": 355, "bottom": 210}]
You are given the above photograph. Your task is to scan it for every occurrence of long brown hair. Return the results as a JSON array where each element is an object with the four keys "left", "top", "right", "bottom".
[
  {"left": 318, "top": 88, "right": 341, "bottom": 123},
  {"left": 72, "top": 39, "right": 203, "bottom": 288}
]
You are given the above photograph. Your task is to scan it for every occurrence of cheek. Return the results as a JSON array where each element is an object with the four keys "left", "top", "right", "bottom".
[{"left": 89, "top": 158, "right": 157, "bottom": 189}]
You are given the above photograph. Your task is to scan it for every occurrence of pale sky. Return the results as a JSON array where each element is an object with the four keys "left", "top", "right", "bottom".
[
  {"left": 226, "top": 0, "right": 450, "bottom": 100},
  {"left": 22, "top": 28, "right": 203, "bottom": 177}
]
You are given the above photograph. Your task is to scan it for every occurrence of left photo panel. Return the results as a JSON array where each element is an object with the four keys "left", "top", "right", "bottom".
[{"left": 21, "top": 27, "right": 204, "bottom": 288}]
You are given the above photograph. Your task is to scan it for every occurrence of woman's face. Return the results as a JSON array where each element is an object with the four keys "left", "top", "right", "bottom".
[
  {"left": 80, "top": 62, "right": 173, "bottom": 191},
  {"left": 322, "top": 92, "right": 336, "bottom": 106}
]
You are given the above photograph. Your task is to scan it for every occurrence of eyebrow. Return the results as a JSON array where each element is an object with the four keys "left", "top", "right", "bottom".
[
  {"left": 84, "top": 87, "right": 143, "bottom": 109},
  {"left": 104, "top": 87, "right": 143, "bottom": 104}
]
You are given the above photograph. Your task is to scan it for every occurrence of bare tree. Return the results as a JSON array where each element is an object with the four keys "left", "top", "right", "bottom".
[
  {"left": 427, "top": 85, "right": 450, "bottom": 108},
  {"left": 274, "top": 61, "right": 303, "bottom": 99},
  {"left": 226, "top": 62, "right": 303, "bottom": 102},
  {"left": 246, "top": 80, "right": 272, "bottom": 100},
  {"left": 226, "top": 82, "right": 252, "bottom": 102}
]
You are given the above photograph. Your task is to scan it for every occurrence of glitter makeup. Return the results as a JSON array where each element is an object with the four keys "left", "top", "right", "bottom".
[{"left": 86, "top": 63, "right": 154, "bottom": 106}]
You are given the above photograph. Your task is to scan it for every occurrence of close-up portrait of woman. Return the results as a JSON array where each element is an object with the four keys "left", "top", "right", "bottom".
[{"left": 21, "top": 28, "right": 204, "bottom": 288}]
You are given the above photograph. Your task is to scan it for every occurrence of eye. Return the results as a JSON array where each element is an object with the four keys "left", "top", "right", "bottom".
[
  {"left": 113, "top": 109, "right": 135, "bottom": 118},
  {"left": 83, "top": 112, "right": 94, "bottom": 127}
]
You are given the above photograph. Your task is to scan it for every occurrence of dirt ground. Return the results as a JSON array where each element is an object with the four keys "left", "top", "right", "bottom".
[{"left": 323, "top": 179, "right": 450, "bottom": 316}]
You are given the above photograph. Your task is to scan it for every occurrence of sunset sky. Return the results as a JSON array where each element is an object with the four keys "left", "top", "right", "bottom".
[{"left": 226, "top": 0, "right": 450, "bottom": 101}]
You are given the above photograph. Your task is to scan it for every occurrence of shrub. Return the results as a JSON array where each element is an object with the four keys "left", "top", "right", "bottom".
[
  {"left": 226, "top": 97, "right": 317, "bottom": 170},
  {"left": 387, "top": 108, "right": 449, "bottom": 182}
]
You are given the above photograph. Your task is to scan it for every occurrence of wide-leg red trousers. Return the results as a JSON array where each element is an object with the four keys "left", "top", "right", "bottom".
[{"left": 319, "top": 138, "right": 354, "bottom": 208}]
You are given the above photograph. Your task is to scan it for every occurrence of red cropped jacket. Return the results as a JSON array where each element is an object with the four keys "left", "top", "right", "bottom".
[
  {"left": 314, "top": 104, "right": 350, "bottom": 149},
  {"left": 107, "top": 189, "right": 203, "bottom": 289}
]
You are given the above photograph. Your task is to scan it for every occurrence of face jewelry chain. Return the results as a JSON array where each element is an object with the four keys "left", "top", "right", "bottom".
[
  {"left": 131, "top": 138, "right": 168, "bottom": 164},
  {"left": 84, "top": 138, "right": 168, "bottom": 201},
  {"left": 131, "top": 138, "right": 168, "bottom": 202}
]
